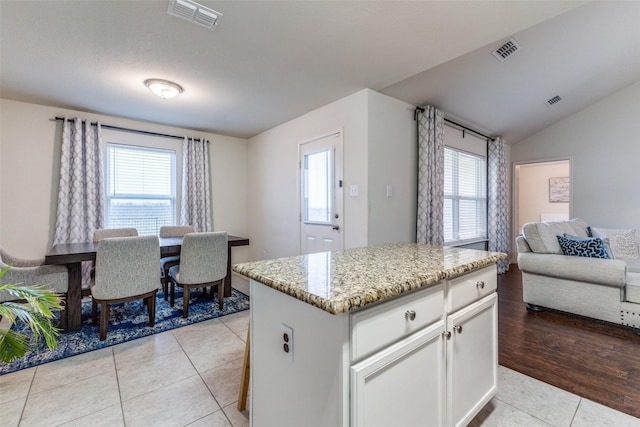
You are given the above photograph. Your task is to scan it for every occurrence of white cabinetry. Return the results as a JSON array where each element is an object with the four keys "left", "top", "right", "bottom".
[
  {"left": 447, "top": 293, "right": 498, "bottom": 427},
  {"left": 249, "top": 264, "right": 498, "bottom": 427},
  {"left": 349, "top": 265, "right": 497, "bottom": 427},
  {"left": 351, "top": 321, "right": 446, "bottom": 426},
  {"left": 350, "top": 284, "right": 446, "bottom": 427}
]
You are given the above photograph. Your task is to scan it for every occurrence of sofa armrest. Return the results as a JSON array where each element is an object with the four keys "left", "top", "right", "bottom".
[{"left": 517, "top": 252, "right": 627, "bottom": 288}]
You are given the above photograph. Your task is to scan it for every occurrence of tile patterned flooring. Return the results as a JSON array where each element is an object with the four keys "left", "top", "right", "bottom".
[{"left": 1, "top": 279, "right": 639, "bottom": 427}]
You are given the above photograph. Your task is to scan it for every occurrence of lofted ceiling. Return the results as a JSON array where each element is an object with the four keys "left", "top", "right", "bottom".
[{"left": 1, "top": 1, "right": 638, "bottom": 143}]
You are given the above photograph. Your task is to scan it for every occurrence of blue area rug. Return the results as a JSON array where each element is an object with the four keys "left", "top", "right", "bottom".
[{"left": 0, "top": 288, "right": 250, "bottom": 375}]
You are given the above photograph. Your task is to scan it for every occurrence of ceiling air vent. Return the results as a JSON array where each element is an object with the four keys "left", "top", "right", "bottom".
[
  {"left": 545, "top": 95, "right": 562, "bottom": 106},
  {"left": 492, "top": 38, "right": 521, "bottom": 62},
  {"left": 167, "top": 0, "right": 223, "bottom": 30}
]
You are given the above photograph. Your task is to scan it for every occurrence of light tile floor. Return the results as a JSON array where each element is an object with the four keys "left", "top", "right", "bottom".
[{"left": 1, "top": 279, "right": 639, "bottom": 427}]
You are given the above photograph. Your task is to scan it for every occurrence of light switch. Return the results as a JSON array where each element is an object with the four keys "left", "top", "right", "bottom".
[
  {"left": 386, "top": 185, "right": 393, "bottom": 198},
  {"left": 350, "top": 185, "right": 359, "bottom": 197}
]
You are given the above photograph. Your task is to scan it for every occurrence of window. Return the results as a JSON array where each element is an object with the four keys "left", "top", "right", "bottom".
[
  {"left": 106, "top": 144, "right": 176, "bottom": 235},
  {"left": 444, "top": 147, "right": 487, "bottom": 244},
  {"left": 302, "top": 148, "right": 333, "bottom": 224}
]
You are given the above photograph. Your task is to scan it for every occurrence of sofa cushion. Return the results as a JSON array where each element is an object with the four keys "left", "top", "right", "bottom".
[
  {"left": 522, "top": 218, "right": 589, "bottom": 254},
  {"left": 589, "top": 227, "right": 640, "bottom": 259},
  {"left": 625, "top": 258, "right": 640, "bottom": 274},
  {"left": 626, "top": 273, "right": 640, "bottom": 303},
  {"left": 557, "top": 235, "right": 611, "bottom": 259}
]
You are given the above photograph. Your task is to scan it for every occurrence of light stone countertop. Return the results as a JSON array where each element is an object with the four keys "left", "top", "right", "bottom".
[{"left": 233, "top": 242, "right": 507, "bottom": 315}]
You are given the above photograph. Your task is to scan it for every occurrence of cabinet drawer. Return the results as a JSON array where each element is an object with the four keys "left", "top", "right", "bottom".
[
  {"left": 447, "top": 265, "right": 497, "bottom": 313},
  {"left": 351, "top": 283, "right": 444, "bottom": 361}
]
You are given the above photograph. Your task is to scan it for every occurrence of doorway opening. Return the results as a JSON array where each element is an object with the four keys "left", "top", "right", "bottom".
[{"left": 513, "top": 158, "right": 572, "bottom": 236}]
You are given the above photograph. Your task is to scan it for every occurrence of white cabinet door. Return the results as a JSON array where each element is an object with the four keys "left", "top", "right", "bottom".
[
  {"left": 351, "top": 320, "right": 446, "bottom": 427},
  {"left": 446, "top": 292, "right": 498, "bottom": 427}
]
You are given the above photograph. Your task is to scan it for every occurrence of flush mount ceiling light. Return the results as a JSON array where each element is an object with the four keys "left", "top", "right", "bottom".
[
  {"left": 144, "top": 79, "right": 183, "bottom": 99},
  {"left": 167, "top": 0, "right": 223, "bottom": 30}
]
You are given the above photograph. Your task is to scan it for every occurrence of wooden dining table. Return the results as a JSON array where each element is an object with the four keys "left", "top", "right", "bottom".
[{"left": 44, "top": 235, "right": 250, "bottom": 331}]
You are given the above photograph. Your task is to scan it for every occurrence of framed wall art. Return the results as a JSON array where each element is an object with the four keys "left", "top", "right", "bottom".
[{"left": 549, "top": 177, "right": 569, "bottom": 203}]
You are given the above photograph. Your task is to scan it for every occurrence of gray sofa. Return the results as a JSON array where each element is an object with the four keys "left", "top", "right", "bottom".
[{"left": 516, "top": 218, "right": 640, "bottom": 331}]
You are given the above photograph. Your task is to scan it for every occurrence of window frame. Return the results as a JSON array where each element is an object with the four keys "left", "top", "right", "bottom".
[
  {"left": 443, "top": 145, "right": 488, "bottom": 246},
  {"left": 105, "top": 142, "right": 178, "bottom": 236}
]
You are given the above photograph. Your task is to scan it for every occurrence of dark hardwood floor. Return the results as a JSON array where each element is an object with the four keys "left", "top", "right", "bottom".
[{"left": 498, "top": 266, "right": 640, "bottom": 418}]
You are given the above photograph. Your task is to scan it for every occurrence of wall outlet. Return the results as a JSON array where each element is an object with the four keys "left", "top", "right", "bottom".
[
  {"left": 281, "top": 323, "right": 293, "bottom": 363},
  {"left": 350, "top": 184, "right": 359, "bottom": 197},
  {"left": 386, "top": 185, "right": 393, "bottom": 198}
]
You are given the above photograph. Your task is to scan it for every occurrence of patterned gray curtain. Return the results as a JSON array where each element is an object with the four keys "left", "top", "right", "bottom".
[
  {"left": 54, "top": 118, "right": 105, "bottom": 245},
  {"left": 488, "top": 137, "right": 510, "bottom": 273},
  {"left": 417, "top": 106, "right": 445, "bottom": 245},
  {"left": 181, "top": 137, "right": 212, "bottom": 232}
]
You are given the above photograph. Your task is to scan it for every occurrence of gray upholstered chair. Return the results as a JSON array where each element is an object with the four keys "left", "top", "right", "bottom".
[
  {"left": 159, "top": 225, "right": 195, "bottom": 300},
  {"left": 169, "top": 232, "right": 228, "bottom": 318},
  {"left": 0, "top": 247, "right": 69, "bottom": 328},
  {"left": 93, "top": 228, "right": 138, "bottom": 242},
  {"left": 90, "top": 228, "right": 139, "bottom": 292},
  {"left": 90, "top": 235, "right": 160, "bottom": 341}
]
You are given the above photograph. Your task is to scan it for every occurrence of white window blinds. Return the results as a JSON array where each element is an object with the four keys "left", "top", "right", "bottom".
[
  {"left": 444, "top": 147, "right": 487, "bottom": 244},
  {"left": 106, "top": 144, "right": 176, "bottom": 235}
]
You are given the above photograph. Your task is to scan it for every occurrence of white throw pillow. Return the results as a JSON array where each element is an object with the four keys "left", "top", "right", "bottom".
[{"left": 590, "top": 227, "right": 640, "bottom": 260}]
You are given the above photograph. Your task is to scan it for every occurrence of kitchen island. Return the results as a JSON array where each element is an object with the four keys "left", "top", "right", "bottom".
[{"left": 233, "top": 243, "right": 507, "bottom": 427}]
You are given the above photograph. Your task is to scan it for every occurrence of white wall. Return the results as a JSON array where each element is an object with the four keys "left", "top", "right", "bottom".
[
  {"left": 511, "top": 80, "right": 640, "bottom": 235},
  {"left": 0, "top": 99, "right": 249, "bottom": 262},
  {"left": 247, "top": 90, "right": 369, "bottom": 261},
  {"left": 367, "top": 91, "right": 417, "bottom": 246},
  {"left": 516, "top": 161, "right": 570, "bottom": 231},
  {"left": 247, "top": 89, "right": 417, "bottom": 261}
]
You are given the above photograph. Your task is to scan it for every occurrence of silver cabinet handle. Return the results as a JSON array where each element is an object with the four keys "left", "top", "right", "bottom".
[
  {"left": 476, "top": 281, "right": 485, "bottom": 289},
  {"left": 405, "top": 310, "right": 416, "bottom": 321},
  {"left": 332, "top": 225, "right": 340, "bottom": 231},
  {"left": 453, "top": 325, "right": 462, "bottom": 334},
  {"left": 442, "top": 331, "right": 451, "bottom": 339}
]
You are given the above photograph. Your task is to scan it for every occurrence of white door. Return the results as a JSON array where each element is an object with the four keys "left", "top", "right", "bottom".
[
  {"left": 447, "top": 292, "right": 498, "bottom": 427},
  {"left": 299, "top": 131, "right": 343, "bottom": 255},
  {"left": 350, "top": 321, "right": 446, "bottom": 427}
]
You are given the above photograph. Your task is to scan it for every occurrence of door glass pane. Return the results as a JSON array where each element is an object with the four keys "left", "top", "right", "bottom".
[{"left": 303, "top": 149, "right": 332, "bottom": 223}]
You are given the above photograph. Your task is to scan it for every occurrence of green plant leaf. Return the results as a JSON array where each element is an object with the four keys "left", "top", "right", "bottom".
[
  {"left": 0, "top": 277, "right": 62, "bottom": 363},
  {"left": 0, "top": 328, "right": 29, "bottom": 363}
]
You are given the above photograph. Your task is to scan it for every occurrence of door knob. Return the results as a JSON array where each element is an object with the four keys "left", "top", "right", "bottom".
[{"left": 332, "top": 225, "right": 340, "bottom": 231}]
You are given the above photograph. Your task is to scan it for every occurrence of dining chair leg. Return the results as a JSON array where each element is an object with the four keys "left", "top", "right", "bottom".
[
  {"left": 170, "top": 282, "right": 175, "bottom": 307},
  {"left": 182, "top": 286, "right": 190, "bottom": 318},
  {"left": 59, "top": 297, "right": 68, "bottom": 331},
  {"left": 99, "top": 302, "right": 110, "bottom": 341},
  {"left": 162, "top": 280, "right": 168, "bottom": 301},
  {"left": 218, "top": 281, "right": 224, "bottom": 310},
  {"left": 238, "top": 325, "right": 250, "bottom": 411},
  {"left": 148, "top": 293, "right": 156, "bottom": 327},
  {"left": 92, "top": 299, "right": 98, "bottom": 324}
]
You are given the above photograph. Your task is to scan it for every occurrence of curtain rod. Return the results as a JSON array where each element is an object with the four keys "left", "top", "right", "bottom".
[
  {"left": 52, "top": 117, "right": 203, "bottom": 142},
  {"left": 413, "top": 107, "right": 495, "bottom": 141}
]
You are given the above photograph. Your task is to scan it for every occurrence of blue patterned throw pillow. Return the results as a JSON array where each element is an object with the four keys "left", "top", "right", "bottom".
[{"left": 556, "top": 235, "right": 611, "bottom": 259}]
